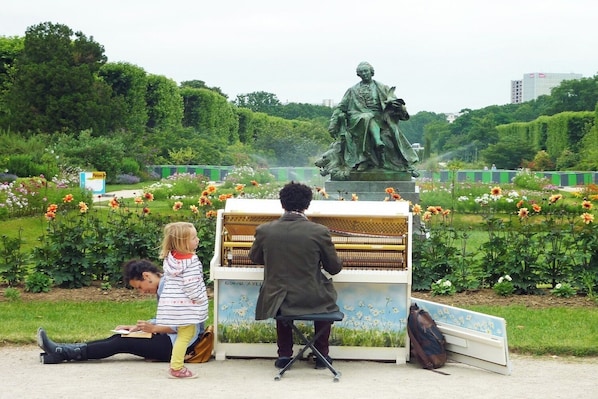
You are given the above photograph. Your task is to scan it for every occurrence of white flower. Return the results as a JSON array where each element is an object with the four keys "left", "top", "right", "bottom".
[
  {"left": 498, "top": 276, "right": 504, "bottom": 283},
  {"left": 505, "top": 275, "right": 512, "bottom": 281},
  {"left": 443, "top": 280, "right": 452, "bottom": 287},
  {"left": 555, "top": 283, "right": 562, "bottom": 289}
]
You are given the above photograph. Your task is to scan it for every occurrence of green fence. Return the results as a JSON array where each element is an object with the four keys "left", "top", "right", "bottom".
[{"left": 149, "top": 166, "right": 597, "bottom": 187}]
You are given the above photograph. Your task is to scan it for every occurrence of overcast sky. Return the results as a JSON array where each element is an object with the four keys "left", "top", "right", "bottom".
[{"left": 2, "top": 0, "right": 597, "bottom": 114}]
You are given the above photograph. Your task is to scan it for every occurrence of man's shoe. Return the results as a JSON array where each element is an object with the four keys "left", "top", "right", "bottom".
[
  {"left": 315, "top": 355, "right": 333, "bottom": 369},
  {"left": 274, "top": 357, "right": 292, "bottom": 369}
]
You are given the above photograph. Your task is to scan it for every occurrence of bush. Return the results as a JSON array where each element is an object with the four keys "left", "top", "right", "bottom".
[
  {"left": 493, "top": 275, "right": 515, "bottom": 296},
  {"left": 551, "top": 283, "right": 577, "bottom": 298},
  {"left": 25, "top": 272, "right": 53, "bottom": 293},
  {"left": 0, "top": 173, "right": 17, "bottom": 183},
  {"left": 115, "top": 174, "right": 141, "bottom": 184}
]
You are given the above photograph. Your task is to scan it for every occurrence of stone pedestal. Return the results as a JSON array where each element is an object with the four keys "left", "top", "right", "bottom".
[{"left": 324, "top": 172, "right": 420, "bottom": 205}]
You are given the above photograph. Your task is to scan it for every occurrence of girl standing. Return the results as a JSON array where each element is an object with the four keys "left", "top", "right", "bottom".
[{"left": 156, "top": 222, "right": 209, "bottom": 378}]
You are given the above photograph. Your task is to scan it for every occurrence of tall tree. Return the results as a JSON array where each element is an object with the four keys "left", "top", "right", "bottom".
[
  {"left": 233, "top": 91, "right": 281, "bottom": 113},
  {"left": 547, "top": 75, "right": 598, "bottom": 115},
  {"left": 146, "top": 74, "right": 183, "bottom": 131},
  {"left": 98, "top": 62, "right": 149, "bottom": 133},
  {"left": 3, "top": 22, "right": 112, "bottom": 135}
]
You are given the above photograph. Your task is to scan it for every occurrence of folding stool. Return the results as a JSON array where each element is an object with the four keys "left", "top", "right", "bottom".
[{"left": 274, "top": 311, "right": 344, "bottom": 382}]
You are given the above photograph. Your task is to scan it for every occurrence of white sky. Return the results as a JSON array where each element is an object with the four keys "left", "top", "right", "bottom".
[{"left": 2, "top": 0, "right": 597, "bottom": 114}]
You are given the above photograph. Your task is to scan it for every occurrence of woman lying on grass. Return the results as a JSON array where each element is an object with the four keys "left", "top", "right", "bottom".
[{"left": 37, "top": 259, "right": 206, "bottom": 366}]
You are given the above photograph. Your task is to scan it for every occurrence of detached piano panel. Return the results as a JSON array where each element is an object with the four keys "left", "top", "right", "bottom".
[{"left": 210, "top": 199, "right": 413, "bottom": 362}]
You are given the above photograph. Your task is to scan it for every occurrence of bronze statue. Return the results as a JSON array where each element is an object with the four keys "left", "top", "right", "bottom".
[{"left": 315, "top": 62, "right": 419, "bottom": 180}]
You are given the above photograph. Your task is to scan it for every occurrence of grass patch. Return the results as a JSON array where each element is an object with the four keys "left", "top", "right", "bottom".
[
  {"left": 0, "top": 299, "right": 214, "bottom": 345},
  {"left": 2, "top": 298, "right": 597, "bottom": 357},
  {"left": 464, "top": 305, "right": 598, "bottom": 357}
]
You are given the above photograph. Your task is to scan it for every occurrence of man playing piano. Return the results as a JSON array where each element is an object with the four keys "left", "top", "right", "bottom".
[{"left": 249, "top": 181, "right": 343, "bottom": 369}]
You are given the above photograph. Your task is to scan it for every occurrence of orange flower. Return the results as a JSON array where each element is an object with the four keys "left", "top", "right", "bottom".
[
  {"left": 518, "top": 208, "right": 529, "bottom": 219},
  {"left": 45, "top": 211, "right": 56, "bottom": 220},
  {"left": 392, "top": 193, "right": 401, "bottom": 200},
  {"left": 422, "top": 211, "right": 432, "bottom": 222},
  {"left": 385, "top": 187, "right": 395, "bottom": 194},
  {"left": 47, "top": 204, "right": 58, "bottom": 213},
  {"left": 442, "top": 209, "right": 451, "bottom": 217},
  {"left": 412, "top": 204, "right": 422, "bottom": 215},
  {"left": 190, "top": 205, "right": 199, "bottom": 214},
  {"left": 134, "top": 197, "right": 143, "bottom": 204},
  {"left": 427, "top": 206, "right": 439, "bottom": 215},
  {"left": 435, "top": 206, "right": 443, "bottom": 213},
  {"left": 144, "top": 192, "right": 154, "bottom": 201},
  {"left": 63, "top": 194, "right": 74, "bottom": 203},
  {"left": 516, "top": 200, "right": 524, "bottom": 208},
  {"left": 582, "top": 200, "right": 593, "bottom": 210},
  {"left": 532, "top": 203, "right": 542, "bottom": 213},
  {"left": 202, "top": 190, "right": 209, "bottom": 197},
  {"left": 218, "top": 194, "right": 228, "bottom": 201},
  {"left": 251, "top": 180, "right": 259, "bottom": 186},
  {"left": 206, "top": 210, "right": 218, "bottom": 218},
  {"left": 172, "top": 201, "right": 183, "bottom": 211},
  {"left": 206, "top": 185, "right": 217, "bottom": 193},
  {"left": 78, "top": 202, "right": 88, "bottom": 213},
  {"left": 549, "top": 194, "right": 562, "bottom": 204},
  {"left": 109, "top": 198, "right": 119, "bottom": 209},
  {"left": 142, "top": 207, "right": 150, "bottom": 214},
  {"left": 199, "top": 196, "right": 212, "bottom": 206},
  {"left": 581, "top": 212, "right": 594, "bottom": 224},
  {"left": 490, "top": 186, "right": 502, "bottom": 196},
  {"left": 235, "top": 184, "right": 245, "bottom": 192},
  {"left": 319, "top": 189, "right": 329, "bottom": 199},
  {"left": 351, "top": 194, "right": 359, "bottom": 201}
]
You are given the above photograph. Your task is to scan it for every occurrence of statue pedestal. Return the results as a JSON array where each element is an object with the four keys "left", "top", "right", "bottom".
[{"left": 324, "top": 172, "right": 420, "bottom": 204}]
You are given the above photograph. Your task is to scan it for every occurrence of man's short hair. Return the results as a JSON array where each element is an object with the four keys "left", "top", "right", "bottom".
[{"left": 279, "top": 181, "right": 312, "bottom": 212}]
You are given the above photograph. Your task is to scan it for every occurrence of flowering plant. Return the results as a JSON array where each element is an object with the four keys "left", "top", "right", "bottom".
[
  {"left": 430, "top": 278, "right": 456, "bottom": 296},
  {"left": 551, "top": 283, "right": 577, "bottom": 298},
  {"left": 493, "top": 275, "right": 515, "bottom": 296}
]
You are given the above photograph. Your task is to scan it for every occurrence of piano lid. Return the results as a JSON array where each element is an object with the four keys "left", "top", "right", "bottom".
[{"left": 223, "top": 198, "right": 410, "bottom": 216}]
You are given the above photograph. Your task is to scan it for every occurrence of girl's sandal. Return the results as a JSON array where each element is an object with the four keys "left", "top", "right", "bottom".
[{"left": 168, "top": 366, "right": 198, "bottom": 379}]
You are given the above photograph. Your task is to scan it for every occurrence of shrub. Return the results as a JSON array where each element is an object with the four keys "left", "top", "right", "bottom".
[
  {"left": 550, "top": 283, "right": 577, "bottom": 298},
  {"left": 430, "top": 278, "right": 456, "bottom": 296},
  {"left": 493, "top": 275, "right": 515, "bottom": 296},
  {"left": 25, "top": 272, "right": 53, "bottom": 293},
  {"left": 115, "top": 174, "right": 141, "bottom": 184},
  {"left": 0, "top": 173, "right": 17, "bottom": 183}
]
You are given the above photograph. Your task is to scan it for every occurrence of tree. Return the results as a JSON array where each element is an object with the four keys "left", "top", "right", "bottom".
[
  {"left": 98, "top": 62, "right": 149, "bottom": 133},
  {"left": 548, "top": 75, "right": 598, "bottom": 115},
  {"left": 3, "top": 22, "right": 112, "bottom": 135},
  {"left": 180, "top": 80, "right": 227, "bottom": 98},
  {"left": 145, "top": 74, "right": 183, "bottom": 131},
  {"left": 233, "top": 91, "right": 281, "bottom": 113},
  {"left": 479, "top": 137, "right": 535, "bottom": 169}
]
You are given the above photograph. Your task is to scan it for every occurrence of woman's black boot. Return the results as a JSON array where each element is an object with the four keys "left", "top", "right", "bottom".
[{"left": 37, "top": 327, "right": 88, "bottom": 364}]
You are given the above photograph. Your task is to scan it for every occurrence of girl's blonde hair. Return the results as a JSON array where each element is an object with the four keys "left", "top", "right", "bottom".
[{"left": 159, "top": 222, "right": 196, "bottom": 258}]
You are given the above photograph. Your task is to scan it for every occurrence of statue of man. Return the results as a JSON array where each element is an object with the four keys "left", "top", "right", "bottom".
[{"left": 316, "top": 62, "right": 419, "bottom": 180}]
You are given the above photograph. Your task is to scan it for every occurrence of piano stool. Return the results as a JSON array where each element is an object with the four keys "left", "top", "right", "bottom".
[{"left": 274, "top": 311, "right": 345, "bottom": 382}]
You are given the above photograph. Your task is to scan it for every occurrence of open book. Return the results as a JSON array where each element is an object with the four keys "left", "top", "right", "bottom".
[{"left": 111, "top": 329, "right": 152, "bottom": 338}]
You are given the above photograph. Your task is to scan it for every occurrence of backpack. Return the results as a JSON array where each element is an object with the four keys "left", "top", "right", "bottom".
[
  {"left": 407, "top": 303, "right": 447, "bottom": 370},
  {"left": 185, "top": 325, "right": 214, "bottom": 363}
]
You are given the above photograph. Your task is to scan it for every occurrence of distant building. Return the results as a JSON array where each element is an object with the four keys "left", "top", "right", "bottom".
[
  {"left": 511, "top": 72, "right": 583, "bottom": 104},
  {"left": 322, "top": 99, "right": 335, "bottom": 108},
  {"left": 511, "top": 80, "right": 523, "bottom": 104},
  {"left": 445, "top": 112, "right": 461, "bottom": 123}
]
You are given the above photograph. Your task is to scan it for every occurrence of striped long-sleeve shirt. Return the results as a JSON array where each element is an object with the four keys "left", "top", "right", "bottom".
[{"left": 156, "top": 251, "right": 209, "bottom": 326}]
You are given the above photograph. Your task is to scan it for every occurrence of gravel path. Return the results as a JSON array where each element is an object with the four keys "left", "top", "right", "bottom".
[{"left": 3, "top": 346, "right": 597, "bottom": 399}]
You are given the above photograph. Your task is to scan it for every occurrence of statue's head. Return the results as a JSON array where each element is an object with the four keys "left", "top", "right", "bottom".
[{"left": 356, "top": 62, "right": 374, "bottom": 77}]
